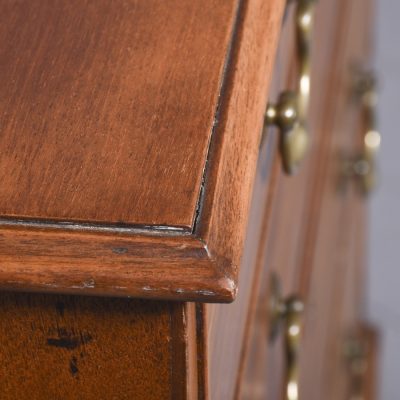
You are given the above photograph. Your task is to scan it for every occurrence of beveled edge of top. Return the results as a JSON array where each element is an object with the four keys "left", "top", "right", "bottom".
[{"left": 0, "top": 0, "right": 285, "bottom": 303}]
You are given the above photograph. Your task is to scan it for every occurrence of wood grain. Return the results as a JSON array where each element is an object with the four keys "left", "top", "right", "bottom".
[
  {"left": 0, "top": 0, "right": 287, "bottom": 301},
  {"left": 234, "top": 0, "right": 371, "bottom": 397},
  {"left": 0, "top": 0, "right": 377, "bottom": 397},
  {"left": 297, "top": 0, "right": 374, "bottom": 397},
  {"left": 0, "top": 294, "right": 194, "bottom": 399},
  {"left": 196, "top": 0, "right": 285, "bottom": 297},
  {"left": 0, "top": 226, "right": 236, "bottom": 302},
  {"left": 0, "top": 0, "right": 238, "bottom": 228},
  {"left": 202, "top": 0, "right": 303, "bottom": 393},
  {"left": 206, "top": 115, "right": 280, "bottom": 400}
]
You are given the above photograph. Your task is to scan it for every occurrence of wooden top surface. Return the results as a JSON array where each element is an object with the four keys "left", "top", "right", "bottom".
[
  {"left": 0, "top": 0, "right": 286, "bottom": 301},
  {"left": 0, "top": 0, "right": 238, "bottom": 229}
]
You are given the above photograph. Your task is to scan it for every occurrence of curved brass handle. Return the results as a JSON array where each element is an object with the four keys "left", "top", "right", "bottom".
[
  {"left": 353, "top": 72, "right": 381, "bottom": 194},
  {"left": 283, "top": 297, "right": 304, "bottom": 400},
  {"left": 265, "top": 0, "right": 316, "bottom": 174},
  {"left": 269, "top": 275, "right": 304, "bottom": 400},
  {"left": 344, "top": 335, "right": 370, "bottom": 400}
]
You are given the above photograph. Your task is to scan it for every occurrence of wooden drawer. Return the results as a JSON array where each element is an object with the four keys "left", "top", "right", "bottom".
[
  {"left": 236, "top": 0, "right": 376, "bottom": 398},
  {"left": 0, "top": 0, "right": 286, "bottom": 398},
  {"left": 0, "top": 0, "right": 377, "bottom": 398},
  {"left": 299, "top": 0, "right": 375, "bottom": 398},
  {"left": 204, "top": 0, "right": 355, "bottom": 397},
  {"left": 203, "top": 1, "right": 313, "bottom": 397}
]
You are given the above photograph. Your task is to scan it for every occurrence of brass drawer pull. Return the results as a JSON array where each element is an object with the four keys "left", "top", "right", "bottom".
[
  {"left": 283, "top": 297, "right": 304, "bottom": 400},
  {"left": 344, "top": 335, "right": 370, "bottom": 400},
  {"left": 269, "top": 275, "right": 304, "bottom": 400},
  {"left": 265, "top": 0, "right": 316, "bottom": 174},
  {"left": 353, "top": 71, "right": 381, "bottom": 194}
]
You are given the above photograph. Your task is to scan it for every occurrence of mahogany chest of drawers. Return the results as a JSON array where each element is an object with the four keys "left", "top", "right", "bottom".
[{"left": 0, "top": 0, "right": 379, "bottom": 399}]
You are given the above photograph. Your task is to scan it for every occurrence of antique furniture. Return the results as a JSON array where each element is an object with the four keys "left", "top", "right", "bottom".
[{"left": 0, "top": 0, "right": 379, "bottom": 398}]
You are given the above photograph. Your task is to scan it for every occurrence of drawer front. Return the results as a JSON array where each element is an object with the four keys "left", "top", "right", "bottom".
[
  {"left": 234, "top": 0, "right": 370, "bottom": 398},
  {"left": 203, "top": 2, "right": 303, "bottom": 398},
  {"left": 203, "top": 0, "right": 313, "bottom": 396},
  {"left": 204, "top": 0, "right": 349, "bottom": 398},
  {"left": 298, "top": 0, "right": 374, "bottom": 398},
  {"left": 201, "top": 1, "right": 285, "bottom": 398}
]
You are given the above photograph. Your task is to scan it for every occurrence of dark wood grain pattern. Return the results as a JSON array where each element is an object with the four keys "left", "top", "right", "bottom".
[
  {"left": 0, "top": 0, "right": 287, "bottom": 301},
  {"left": 0, "top": 294, "right": 195, "bottom": 400},
  {"left": 0, "top": 0, "right": 238, "bottom": 228}
]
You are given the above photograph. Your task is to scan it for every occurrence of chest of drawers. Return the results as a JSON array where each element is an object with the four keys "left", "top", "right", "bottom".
[{"left": 0, "top": 0, "right": 379, "bottom": 399}]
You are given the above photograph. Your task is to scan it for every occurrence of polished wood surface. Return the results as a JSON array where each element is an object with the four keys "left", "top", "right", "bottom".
[
  {"left": 0, "top": 0, "right": 286, "bottom": 302},
  {"left": 299, "top": 0, "right": 374, "bottom": 398},
  {"left": 204, "top": 2, "right": 304, "bottom": 395},
  {"left": 0, "top": 0, "right": 238, "bottom": 229},
  {"left": 206, "top": 116, "right": 280, "bottom": 400},
  {"left": 0, "top": 0, "right": 378, "bottom": 398},
  {"left": 203, "top": 0, "right": 288, "bottom": 395},
  {"left": 300, "top": 1, "right": 376, "bottom": 399},
  {"left": 0, "top": 295, "right": 196, "bottom": 400},
  {"left": 235, "top": 0, "right": 356, "bottom": 397},
  {"left": 297, "top": 0, "right": 358, "bottom": 397},
  {"left": 0, "top": 227, "right": 235, "bottom": 301}
]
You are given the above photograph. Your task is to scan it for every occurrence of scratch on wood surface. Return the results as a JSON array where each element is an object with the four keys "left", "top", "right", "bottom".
[
  {"left": 47, "top": 330, "right": 93, "bottom": 350},
  {"left": 71, "top": 279, "right": 96, "bottom": 289}
]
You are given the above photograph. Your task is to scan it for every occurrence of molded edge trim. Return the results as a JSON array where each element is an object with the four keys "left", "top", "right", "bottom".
[
  {"left": 0, "top": 226, "right": 237, "bottom": 302},
  {"left": 0, "top": 0, "right": 285, "bottom": 303}
]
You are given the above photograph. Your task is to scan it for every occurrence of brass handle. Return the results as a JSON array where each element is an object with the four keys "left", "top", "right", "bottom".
[
  {"left": 352, "top": 72, "right": 381, "bottom": 194},
  {"left": 283, "top": 297, "right": 303, "bottom": 400},
  {"left": 344, "top": 336, "right": 370, "bottom": 400},
  {"left": 269, "top": 275, "right": 304, "bottom": 400},
  {"left": 265, "top": 0, "right": 316, "bottom": 174}
]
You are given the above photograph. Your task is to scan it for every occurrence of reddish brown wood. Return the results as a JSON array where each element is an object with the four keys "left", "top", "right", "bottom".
[
  {"left": 363, "top": 324, "right": 380, "bottom": 400},
  {"left": 233, "top": 0, "right": 375, "bottom": 397},
  {"left": 0, "top": 0, "right": 378, "bottom": 398},
  {"left": 325, "top": 196, "right": 367, "bottom": 400},
  {"left": 297, "top": 0, "right": 374, "bottom": 398},
  {"left": 201, "top": 0, "right": 337, "bottom": 389},
  {"left": 0, "top": 294, "right": 195, "bottom": 399},
  {"left": 202, "top": 0, "right": 302, "bottom": 393},
  {"left": 206, "top": 122, "right": 280, "bottom": 400},
  {"left": 172, "top": 302, "right": 199, "bottom": 400},
  {"left": 0, "top": 0, "right": 239, "bottom": 229},
  {"left": 196, "top": 0, "right": 285, "bottom": 292},
  {"left": 296, "top": 6, "right": 356, "bottom": 398},
  {"left": 196, "top": 304, "right": 209, "bottom": 400},
  {"left": 0, "top": 0, "right": 286, "bottom": 302},
  {"left": 0, "top": 227, "right": 235, "bottom": 301}
]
